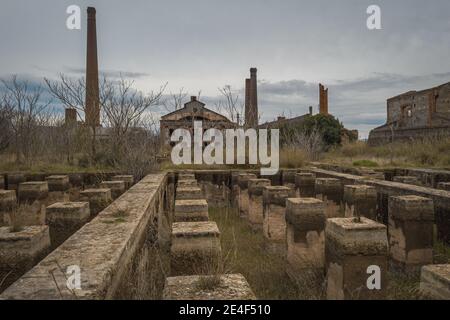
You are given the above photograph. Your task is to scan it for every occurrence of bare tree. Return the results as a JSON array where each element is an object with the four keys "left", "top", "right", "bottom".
[
  {"left": 162, "top": 88, "right": 187, "bottom": 112},
  {"left": 101, "top": 76, "right": 165, "bottom": 157},
  {"left": 1, "top": 75, "right": 50, "bottom": 164},
  {"left": 282, "top": 123, "right": 324, "bottom": 161},
  {"left": 215, "top": 85, "right": 243, "bottom": 125}
]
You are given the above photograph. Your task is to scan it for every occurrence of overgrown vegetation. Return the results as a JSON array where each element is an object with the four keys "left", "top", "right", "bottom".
[{"left": 325, "top": 137, "right": 450, "bottom": 168}]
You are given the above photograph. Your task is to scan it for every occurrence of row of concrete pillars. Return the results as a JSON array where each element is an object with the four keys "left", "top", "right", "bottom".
[
  {"left": 234, "top": 170, "right": 448, "bottom": 300},
  {"left": 163, "top": 173, "right": 256, "bottom": 299},
  {"left": 0, "top": 174, "right": 134, "bottom": 292}
]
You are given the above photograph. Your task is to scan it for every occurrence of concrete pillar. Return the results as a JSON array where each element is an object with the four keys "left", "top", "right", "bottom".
[
  {"left": 437, "top": 182, "right": 450, "bottom": 191},
  {"left": 238, "top": 173, "right": 257, "bottom": 217},
  {"left": 174, "top": 199, "right": 208, "bottom": 222},
  {"left": 46, "top": 202, "right": 90, "bottom": 248},
  {"left": 325, "top": 217, "right": 388, "bottom": 300},
  {"left": 388, "top": 195, "right": 434, "bottom": 271},
  {"left": 45, "top": 175, "right": 70, "bottom": 192},
  {"left": 112, "top": 175, "right": 134, "bottom": 190},
  {"left": 0, "top": 225, "right": 50, "bottom": 292},
  {"left": 79, "top": 188, "right": 112, "bottom": 216},
  {"left": 6, "top": 173, "right": 25, "bottom": 192},
  {"left": 295, "top": 173, "right": 316, "bottom": 197},
  {"left": 163, "top": 274, "right": 256, "bottom": 300},
  {"left": 0, "top": 190, "right": 16, "bottom": 227},
  {"left": 0, "top": 175, "right": 4, "bottom": 189},
  {"left": 343, "top": 185, "right": 377, "bottom": 220},
  {"left": 85, "top": 7, "right": 100, "bottom": 127},
  {"left": 100, "top": 181, "right": 126, "bottom": 199},
  {"left": 176, "top": 186, "right": 203, "bottom": 200},
  {"left": 18, "top": 182, "right": 49, "bottom": 203},
  {"left": 420, "top": 264, "right": 450, "bottom": 300},
  {"left": 282, "top": 169, "right": 297, "bottom": 190},
  {"left": 177, "top": 179, "right": 198, "bottom": 188},
  {"left": 263, "top": 186, "right": 290, "bottom": 242},
  {"left": 178, "top": 173, "right": 195, "bottom": 181},
  {"left": 315, "top": 178, "right": 343, "bottom": 218},
  {"left": 170, "top": 221, "right": 221, "bottom": 276},
  {"left": 393, "top": 176, "right": 420, "bottom": 186},
  {"left": 231, "top": 171, "right": 240, "bottom": 208},
  {"left": 286, "top": 198, "right": 325, "bottom": 278},
  {"left": 248, "top": 179, "right": 271, "bottom": 228}
]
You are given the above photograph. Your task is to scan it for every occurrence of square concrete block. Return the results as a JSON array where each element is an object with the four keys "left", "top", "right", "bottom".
[
  {"left": 45, "top": 175, "right": 70, "bottom": 192},
  {"left": 170, "top": 221, "right": 221, "bottom": 276},
  {"left": 315, "top": 178, "right": 343, "bottom": 218},
  {"left": 325, "top": 217, "right": 388, "bottom": 300},
  {"left": 177, "top": 179, "right": 198, "bottom": 188},
  {"left": 163, "top": 274, "right": 256, "bottom": 300},
  {"left": 295, "top": 173, "right": 316, "bottom": 197},
  {"left": 0, "top": 225, "right": 50, "bottom": 291},
  {"left": 18, "top": 182, "right": 49, "bottom": 203},
  {"left": 112, "top": 175, "right": 134, "bottom": 189},
  {"left": 248, "top": 179, "right": 271, "bottom": 227},
  {"left": 238, "top": 173, "right": 257, "bottom": 217},
  {"left": 6, "top": 173, "right": 25, "bottom": 191},
  {"left": 282, "top": 169, "right": 297, "bottom": 189},
  {"left": 100, "top": 181, "right": 126, "bottom": 199},
  {"left": 388, "top": 195, "right": 434, "bottom": 271},
  {"left": 263, "top": 186, "right": 290, "bottom": 242},
  {"left": 178, "top": 173, "right": 195, "bottom": 181},
  {"left": 286, "top": 198, "right": 326, "bottom": 275},
  {"left": 420, "top": 264, "right": 450, "bottom": 300},
  {"left": 46, "top": 202, "right": 90, "bottom": 248},
  {"left": 176, "top": 186, "right": 203, "bottom": 200},
  {"left": 79, "top": 188, "right": 112, "bottom": 216},
  {"left": 0, "top": 175, "right": 4, "bottom": 189},
  {"left": 0, "top": 190, "right": 17, "bottom": 227},
  {"left": 437, "top": 182, "right": 450, "bottom": 191},
  {"left": 175, "top": 199, "right": 209, "bottom": 222},
  {"left": 343, "top": 185, "right": 377, "bottom": 220}
]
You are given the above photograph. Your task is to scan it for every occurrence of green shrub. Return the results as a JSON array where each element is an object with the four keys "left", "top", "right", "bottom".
[{"left": 353, "top": 159, "right": 379, "bottom": 167}]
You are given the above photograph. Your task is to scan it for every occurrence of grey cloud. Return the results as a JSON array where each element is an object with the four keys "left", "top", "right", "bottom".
[{"left": 64, "top": 67, "right": 150, "bottom": 79}]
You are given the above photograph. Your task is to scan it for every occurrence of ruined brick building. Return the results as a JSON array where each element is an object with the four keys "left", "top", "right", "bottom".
[
  {"left": 159, "top": 96, "right": 237, "bottom": 148},
  {"left": 368, "top": 82, "right": 450, "bottom": 145}
]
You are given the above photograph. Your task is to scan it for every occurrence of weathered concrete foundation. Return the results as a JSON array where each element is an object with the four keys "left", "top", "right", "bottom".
[
  {"left": 46, "top": 202, "right": 90, "bottom": 248},
  {"left": 0, "top": 226, "right": 50, "bottom": 292},
  {"left": 343, "top": 185, "right": 377, "bottom": 220},
  {"left": 248, "top": 179, "right": 271, "bottom": 228},
  {"left": 45, "top": 175, "right": 70, "bottom": 192},
  {"left": 285, "top": 198, "right": 325, "bottom": 278},
  {"left": 79, "top": 188, "right": 112, "bottom": 216},
  {"left": 170, "top": 221, "right": 221, "bottom": 276},
  {"left": 325, "top": 217, "right": 388, "bottom": 300},
  {"left": 263, "top": 186, "right": 290, "bottom": 246},
  {"left": 238, "top": 173, "right": 257, "bottom": 218},
  {"left": 163, "top": 274, "right": 256, "bottom": 300},
  {"left": 0, "top": 190, "right": 16, "bottom": 227},
  {"left": 112, "top": 175, "right": 134, "bottom": 190},
  {"left": 100, "top": 181, "right": 126, "bottom": 200},
  {"left": 295, "top": 173, "right": 316, "bottom": 197},
  {"left": 174, "top": 199, "right": 208, "bottom": 222},
  {"left": 315, "top": 178, "right": 343, "bottom": 218},
  {"left": 420, "top": 264, "right": 450, "bottom": 300},
  {"left": 176, "top": 186, "right": 203, "bottom": 200},
  {"left": 388, "top": 195, "right": 434, "bottom": 271}
]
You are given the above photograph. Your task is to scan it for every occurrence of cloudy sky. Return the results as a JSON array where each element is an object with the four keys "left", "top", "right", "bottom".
[{"left": 2, "top": 0, "right": 450, "bottom": 138}]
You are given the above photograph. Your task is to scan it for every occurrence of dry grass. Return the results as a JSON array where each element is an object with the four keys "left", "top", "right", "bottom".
[
  {"left": 209, "top": 206, "right": 324, "bottom": 299},
  {"left": 279, "top": 147, "right": 307, "bottom": 169},
  {"left": 324, "top": 137, "right": 450, "bottom": 168}
]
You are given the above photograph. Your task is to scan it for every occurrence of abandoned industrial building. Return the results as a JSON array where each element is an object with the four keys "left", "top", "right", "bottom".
[{"left": 368, "top": 82, "right": 450, "bottom": 145}]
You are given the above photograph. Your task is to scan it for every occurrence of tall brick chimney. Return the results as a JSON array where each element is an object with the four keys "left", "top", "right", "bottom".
[
  {"left": 85, "top": 7, "right": 100, "bottom": 127},
  {"left": 247, "top": 68, "right": 259, "bottom": 127},
  {"left": 244, "top": 78, "right": 251, "bottom": 127},
  {"left": 319, "top": 83, "right": 329, "bottom": 115}
]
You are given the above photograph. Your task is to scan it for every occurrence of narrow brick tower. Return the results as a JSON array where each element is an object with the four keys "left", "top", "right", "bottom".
[
  {"left": 319, "top": 83, "right": 329, "bottom": 115},
  {"left": 245, "top": 68, "right": 259, "bottom": 127},
  {"left": 85, "top": 7, "right": 100, "bottom": 127}
]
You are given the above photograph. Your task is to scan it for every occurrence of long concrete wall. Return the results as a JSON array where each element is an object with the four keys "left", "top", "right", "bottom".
[{"left": 0, "top": 173, "right": 170, "bottom": 299}]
